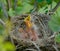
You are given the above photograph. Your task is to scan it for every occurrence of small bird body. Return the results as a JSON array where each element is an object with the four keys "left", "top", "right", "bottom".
[{"left": 24, "top": 15, "right": 38, "bottom": 41}]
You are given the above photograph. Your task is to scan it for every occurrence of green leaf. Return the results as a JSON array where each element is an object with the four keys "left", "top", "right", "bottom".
[
  {"left": 49, "top": 15, "right": 60, "bottom": 32},
  {"left": 15, "top": 6, "right": 22, "bottom": 15},
  {"left": 8, "top": 8, "right": 15, "bottom": 17},
  {"left": 56, "top": 7, "right": 60, "bottom": 16},
  {"left": 55, "top": 34, "right": 60, "bottom": 43},
  {"left": 49, "top": 6, "right": 60, "bottom": 32},
  {"left": 0, "top": 36, "right": 16, "bottom": 51},
  {"left": 16, "top": 2, "right": 33, "bottom": 15}
]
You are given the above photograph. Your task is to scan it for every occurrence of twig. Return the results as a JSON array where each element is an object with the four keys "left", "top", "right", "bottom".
[
  {"left": 52, "top": 45, "right": 59, "bottom": 51},
  {"left": 6, "top": 0, "right": 12, "bottom": 10},
  {"left": 0, "top": 19, "right": 5, "bottom": 26},
  {"left": 0, "top": 1, "right": 8, "bottom": 18},
  {"left": 48, "top": 32, "right": 56, "bottom": 39},
  {"left": 25, "top": 48, "right": 37, "bottom": 51},
  {"left": 8, "top": 31, "right": 15, "bottom": 45},
  {"left": 31, "top": 41, "right": 41, "bottom": 51},
  {"left": 31, "top": 0, "right": 38, "bottom": 13},
  {"left": 50, "top": 1, "right": 60, "bottom": 12}
]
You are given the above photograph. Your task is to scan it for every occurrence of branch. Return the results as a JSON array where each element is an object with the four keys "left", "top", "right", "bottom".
[
  {"left": 6, "top": 0, "right": 12, "bottom": 10},
  {"left": 48, "top": 32, "right": 56, "bottom": 39},
  {"left": 52, "top": 45, "right": 59, "bottom": 51},
  {"left": 31, "top": 0, "right": 38, "bottom": 13},
  {"left": 0, "top": 19, "right": 5, "bottom": 26},
  {"left": 1, "top": 1, "right": 8, "bottom": 18},
  {"left": 31, "top": 41, "right": 41, "bottom": 51},
  {"left": 6, "top": 0, "right": 12, "bottom": 20},
  {"left": 51, "top": 1, "right": 60, "bottom": 12}
]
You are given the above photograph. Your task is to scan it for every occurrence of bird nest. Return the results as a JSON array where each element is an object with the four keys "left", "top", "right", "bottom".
[{"left": 10, "top": 13, "right": 53, "bottom": 45}]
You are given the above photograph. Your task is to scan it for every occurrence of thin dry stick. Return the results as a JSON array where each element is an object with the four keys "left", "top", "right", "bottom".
[
  {"left": 0, "top": 19, "right": 5, "bottom": 26},
  {"left": 51, "top": 1, "right": 60, "bottom": 12},
  {"left": 52, "top": 45, "right": 59, "bottom": 51},
  {"left": 31, "top": 41, "right": 41, "bottom": 51},
  {"left": 48, "top": 32, "right": 56, "bottom": 39},
  {"left": 9, "top": 31, "right": 15, "bottom": 45},
  {"left": 25, "top": 48, "right": 37, "bottom": 51}
]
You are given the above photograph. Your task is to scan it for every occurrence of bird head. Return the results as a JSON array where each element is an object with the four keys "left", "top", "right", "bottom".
[{"left": 24, "top": 15, "right": 32, "bottom": 28}]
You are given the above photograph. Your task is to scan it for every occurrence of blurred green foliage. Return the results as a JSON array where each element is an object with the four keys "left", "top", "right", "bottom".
[
  {"left": 0, "top": 20, "right": 15, "bottom": 51},
  {"left": 0, "top": 37, "right": 15, "bottom": 51},
  {"left": 48, "top": 7, "right": 60, "bottom": 43},
  {"left": 0, "top": 25, "right": 4, "bottom": 35},
  {"left": 8, "top": 8, "right": 15, "bottom": 17},
  {"left": 49, "top": 15, "right": 60, "bottom": 32},
  {"left": 15, "top": 2, "right": 33, "bottom": 15},
  {"left": 48, "top": 6, "right": 60, "bottom": 31},
  {"left": 55, "top": 34, "right": 60, "bottom": 43}
]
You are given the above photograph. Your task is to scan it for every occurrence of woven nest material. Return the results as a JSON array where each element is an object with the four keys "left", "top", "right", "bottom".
[{"left": 10, "top": 13, "right": 53, "bottom": 47}]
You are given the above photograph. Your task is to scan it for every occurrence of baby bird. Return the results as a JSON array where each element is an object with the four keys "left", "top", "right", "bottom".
[{"left": 24, "top": 15, "right": 38, "bottom": 41}]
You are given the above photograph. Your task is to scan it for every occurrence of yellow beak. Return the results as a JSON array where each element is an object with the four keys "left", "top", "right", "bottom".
[{"left": 24, "top": 15, "right": 32, "bottom": 28}]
